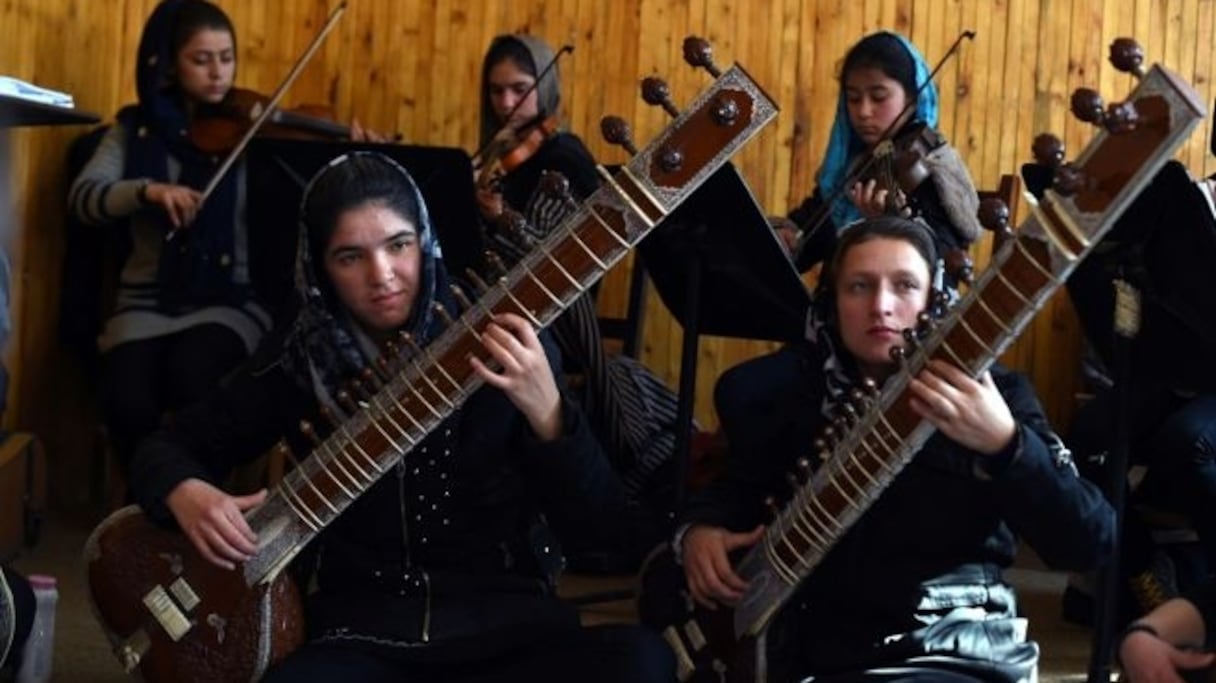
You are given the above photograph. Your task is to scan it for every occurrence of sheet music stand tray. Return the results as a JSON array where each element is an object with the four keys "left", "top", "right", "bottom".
[
  {"left": 638, "top": 163, "right": 811, "bottom": 509},
  {"left": 245, "top": 139, "right": 484, "bottom": 313}
]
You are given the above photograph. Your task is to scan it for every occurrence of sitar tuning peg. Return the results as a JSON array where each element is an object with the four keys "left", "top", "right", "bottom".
[
  {"left": 299, "top": 420, "right": 322, "bottom": 446},
  {"left": 359, "top": 367, "right": 383, "bottom": 393},
  {"left": 464, "top": 268, "right": 493, "bottom": 297},
  {"left": 539, "top": 170, "right": 578, "bottom": 208},
  {"left": 494, "top": 208, "right": 536, "bottom": 251},
  {"left": 431, "top": 301, "right": 456, "bottom": 329},
  {"left": 484, "top": 250, "right": 509, "bottom": 280},
  {"left": 642, "top": 76, "right": 679, "bottom": 118},
  {"left": 682, "top": 36, "right": 722, "bottom": 78},
  {"left": 600, "top": 115, "right": 638, "bottom": 155},
  {"left": 763, "top": 495, "right": 781, "bottom": 520},
  {"left": 978, "top": 197, "right": 1013, "bottom": 250},
  {"left": 1053, "top": 162, "right": 1092, "bottom": 197},
  {"left": 449, "top": 282, "right": 474, "bottom": 312},
  {"left": 1070, "top": 87, "right": 1139, "bottom": 134},
  {"left": 1031, "top": 133, "right": 1065, "bottom": 169},
  {"left": 336, "top": 389, "right": 360, "bottom": 415},
  {"left": 944, "top": 248, "right": 974, "bottom": 287},
  {"left": 1109, "top": 37, "right": 1147, "bottom": 79}
]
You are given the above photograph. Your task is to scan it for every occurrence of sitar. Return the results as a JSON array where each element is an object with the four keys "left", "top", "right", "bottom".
[
  {"left": 83, "top": 37, "right": 777, "bottom": 683},
  {"left": 639, "top": 36, "right": 1206, "bottom": 683}
]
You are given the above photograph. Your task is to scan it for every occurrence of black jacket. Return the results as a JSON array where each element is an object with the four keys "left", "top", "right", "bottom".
[
  {"left": 683, "top": 340, "right": 1115, "bottom": 680},
  {"left": 130, "top": 323, "right": 631, "bottom": 661}
]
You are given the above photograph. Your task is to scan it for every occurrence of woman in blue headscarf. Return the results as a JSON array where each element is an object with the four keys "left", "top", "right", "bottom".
[
  {"left": 783, "top": 31, "right": 981, "bottom": 278},
  {"left": 127, "top": 152, "right": 674, "bottom": 683}
]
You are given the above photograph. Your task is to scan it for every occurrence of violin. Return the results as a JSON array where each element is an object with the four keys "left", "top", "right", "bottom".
[
  {"left": 189, "top": 87, "right": 352, "bottom": 156},
  {"left": 849, "top": 120, "right": 948, "bottom": 213},
  {"left": 474, "top": 113, "right": 560, "bottom": 191}
]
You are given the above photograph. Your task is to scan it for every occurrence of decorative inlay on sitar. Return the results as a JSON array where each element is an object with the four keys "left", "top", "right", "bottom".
[
  {"left": 639, "top": 37, "right": 1206, "bottom": 683},
  {"left": 83, "top": 37, "right": 777, "bottom": 683}
]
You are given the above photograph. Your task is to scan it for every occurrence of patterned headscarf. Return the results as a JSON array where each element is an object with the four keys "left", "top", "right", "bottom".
[
  {"left": 280, "top": 152, "right": 453, "bottom": 406},
  {"left": 816, "top": 31, "right": 938, "bottom": 232}
]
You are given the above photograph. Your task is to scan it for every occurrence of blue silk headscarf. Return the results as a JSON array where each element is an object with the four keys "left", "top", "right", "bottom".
[{"left": 815, "top": 32, "right": 939, "bottom": 232}]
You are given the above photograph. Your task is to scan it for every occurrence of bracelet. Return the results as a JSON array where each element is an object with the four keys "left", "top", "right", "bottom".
[
  {"left": 136, "top": 178, "right": 151, "bottom": 205},
  {"left": 1121, "top": 622, "right": 1160, "bottom": 641}
]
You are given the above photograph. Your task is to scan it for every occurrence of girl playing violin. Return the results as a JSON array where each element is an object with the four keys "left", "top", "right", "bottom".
[
  {"left": 475, "top": 34, "right": 599, "bottom": 232},
  {"left": 473, "top": 35, "right": 677, "bottom": 572},
  {"left": 721, "top": 32, "right": 986, "bottom": 432},
  {"left": 784, "top": 31, "right": 982, "bottom": 281},
  {"left": 69, "top": 0, "right": 270, "bottom": 478}
]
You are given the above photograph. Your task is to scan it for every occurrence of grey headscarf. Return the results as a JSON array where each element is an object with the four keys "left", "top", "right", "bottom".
[{"left": 478, "top": 34, "right": 562, "bottom": 149}]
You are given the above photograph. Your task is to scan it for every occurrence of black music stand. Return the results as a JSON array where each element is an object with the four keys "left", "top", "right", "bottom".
[
  {"left": 638, "top": 163, "right": 812, "bottom": 510},
  {"left": 1024, "top": 160, "right": 1216, "bottom": 682},
  {"left": 245, "top": 138, "right": 484, "bottom": 313}
]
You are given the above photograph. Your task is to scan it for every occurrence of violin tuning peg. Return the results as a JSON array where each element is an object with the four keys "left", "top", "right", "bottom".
[
  {"left": 1109, "top": 37, "right": 1147, "bottom": 79},
  {"left": 600, "top": 115, "right": 638, "bottom": 155},
  {"left": 641, "top": 76, "right": 679, "bottom": 118},
  {"left": 682, "top": 36, "right": 722, "bottom": 78},
  {"left": 1031, "top": 133, "right": 1065, "bottom": 169}
]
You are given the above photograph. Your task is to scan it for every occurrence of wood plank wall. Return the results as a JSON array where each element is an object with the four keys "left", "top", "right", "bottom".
[{"left": 2, "top": 0, "right": 1214, "bottom": 506}]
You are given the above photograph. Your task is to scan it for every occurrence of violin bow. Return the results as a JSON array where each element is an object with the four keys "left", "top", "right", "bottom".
[
  {"left": 791, "top": 29, "right": 975, "bottom": 260},
  {"left": 168, "top": 1, "right": 348, "bottom": 239},
  {"left": 471, "top": 43, "right": 573, "bottom": 170}
]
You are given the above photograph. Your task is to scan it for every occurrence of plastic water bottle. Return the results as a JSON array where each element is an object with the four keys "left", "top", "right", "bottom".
[{"left": 15, "top": 574, "right": 56, "bottom": 683}]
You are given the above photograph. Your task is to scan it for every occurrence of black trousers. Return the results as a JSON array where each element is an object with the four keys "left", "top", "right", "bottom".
[
  {"left": 101, "top": 323, "right": 247, "bottom": 473},
  {"left": 260, "top": 623, "right": 676, "bottom": 683}
]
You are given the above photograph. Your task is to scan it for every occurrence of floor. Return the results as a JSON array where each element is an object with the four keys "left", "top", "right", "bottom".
[{"left": 8, "top": 511, "right": 1100, "bottom": 682}]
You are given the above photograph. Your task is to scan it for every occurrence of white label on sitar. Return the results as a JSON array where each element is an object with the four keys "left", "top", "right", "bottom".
[
  {"left": 142, "top": 585, "right": 192, "bottom": 642},
  {"left": 169, "top": 578, "right": 200, "bottom": 612}
]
